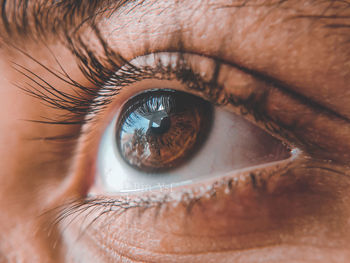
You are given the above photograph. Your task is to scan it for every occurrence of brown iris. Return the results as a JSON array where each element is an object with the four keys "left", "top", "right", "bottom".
[{"left": 116, "top": 90, "right": 212, "bottom": 172}]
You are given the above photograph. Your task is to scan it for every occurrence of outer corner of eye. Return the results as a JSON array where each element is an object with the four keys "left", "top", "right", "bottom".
[{"left": 90, "top": 87, "right": 293, "bottom": 195}]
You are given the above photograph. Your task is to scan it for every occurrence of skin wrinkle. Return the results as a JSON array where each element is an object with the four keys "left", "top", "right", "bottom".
[
  {"left": 0, "top": 0, "right": 350, "bottom": 262},
  {"left": 162, "top": 2, "right": 346, "bottom": 112},
  {"left": 57, "top": 158, "right": 350, "bottom": 260},
  {"left": 0, "top": 0, "right": 348, "bottom": 40},
  {"left": 68, "top": 218, "right": 350, "bottom": 262},
  {"left": 4, "top": 0, "right": 350, "bottom": 124},
  {"left": 29, "top": 0, "right": 348, "bottom": 131}
]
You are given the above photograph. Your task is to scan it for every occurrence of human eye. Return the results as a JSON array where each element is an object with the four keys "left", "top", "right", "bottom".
[
  {"left": 92, "top": 52, "right": 293, "bottom": 193},
  {"left": 1, "top": 0, "right": 350, "bottom": 262}
]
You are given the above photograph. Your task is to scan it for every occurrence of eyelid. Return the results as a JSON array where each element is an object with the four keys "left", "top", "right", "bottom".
[
  {"left": 57, "top": 51, "right": 348, "bottom": 207},
  {"left": 87, "top": 52, "right": 298, "bottom": 157},
  {"left": 76, "top": 51, "right": 350, "bottom": 198},
  {"left": 72, "top": 50, "right": 350, "bottom": 197},
  {"left": 69, "top": 53, "right": 299, "bottom": 195}
]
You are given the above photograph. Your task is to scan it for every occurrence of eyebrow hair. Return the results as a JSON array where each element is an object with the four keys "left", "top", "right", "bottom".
[{"left": 0, "top": 0, "right": 134, "bottom": 40}]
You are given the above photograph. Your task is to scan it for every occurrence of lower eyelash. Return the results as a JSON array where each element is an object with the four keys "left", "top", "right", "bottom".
[
  {"left": 51, "top": 155, "right": 297, "bottom": 236},
  {"left": 52, "top": 183, "right": 237, "bottom": 237}
]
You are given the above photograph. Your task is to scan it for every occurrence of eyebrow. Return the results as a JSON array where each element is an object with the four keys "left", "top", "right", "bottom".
[
  {"left": 0, "top": 0, "right": 134, "bottom": 39},
  {"left": 2, "top": 0, "right": 349, "bottom": 41}
]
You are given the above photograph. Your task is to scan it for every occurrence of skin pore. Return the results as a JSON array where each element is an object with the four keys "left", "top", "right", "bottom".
[{"left": 1, "top": 0, "right": 350, "bottom": 262}]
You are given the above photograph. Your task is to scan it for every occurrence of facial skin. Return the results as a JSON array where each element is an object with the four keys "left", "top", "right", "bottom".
[{"left": 1, "top": 0, "right": 350, "bottom": 262}]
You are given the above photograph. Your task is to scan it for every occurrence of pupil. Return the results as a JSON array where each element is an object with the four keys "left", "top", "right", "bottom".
[{"left": 150, "top": 114, "right": 170, "bottom": 134}]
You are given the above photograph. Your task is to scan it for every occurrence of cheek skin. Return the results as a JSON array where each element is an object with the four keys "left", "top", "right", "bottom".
[
  {"left": 61, "top": 158, "right": 350, "bottom": 263},
  {"left": 0, "top": 51, "right": 62, "bottom": 261},
  {"left": 0, "top": 45, "right": 90, "bottom": 261}
]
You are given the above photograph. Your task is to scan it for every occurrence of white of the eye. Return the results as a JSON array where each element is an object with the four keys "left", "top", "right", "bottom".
[{"left": 96, "top": 107, "right": 291, "bottom": 193}]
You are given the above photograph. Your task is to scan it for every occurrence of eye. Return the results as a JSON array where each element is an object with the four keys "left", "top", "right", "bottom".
[{"left": 91, "top": 53, "right": 294, "bottom": 193}]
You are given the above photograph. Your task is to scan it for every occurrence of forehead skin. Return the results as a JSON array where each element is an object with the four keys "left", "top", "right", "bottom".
[
  {"left": 100, "top": 0, "right": 350, "bottom": 117},
  {"left": 0, "top": 0, "right": 350, "bottom": 262}
]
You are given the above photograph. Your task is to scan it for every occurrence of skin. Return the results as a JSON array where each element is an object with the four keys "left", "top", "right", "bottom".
[{"left": 1, "top": 0, "right": 350, "bottom": 262}]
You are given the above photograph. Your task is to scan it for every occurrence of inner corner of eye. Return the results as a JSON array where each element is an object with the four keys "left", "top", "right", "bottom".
[{"left": 95, "top": 89, "right": 292, "bottom": 194}]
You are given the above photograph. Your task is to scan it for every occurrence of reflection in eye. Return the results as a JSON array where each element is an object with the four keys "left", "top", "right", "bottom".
[{"left": 117, "top": 89, "right": 212, "bottom": 172}]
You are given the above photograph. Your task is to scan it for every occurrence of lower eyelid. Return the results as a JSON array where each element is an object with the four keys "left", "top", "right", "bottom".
[
  {"left": 58, "top": 156, "right": 350, "bottom": 261},
  {"left": 74, "top": 114, "right": 300, "bottom": 200}
]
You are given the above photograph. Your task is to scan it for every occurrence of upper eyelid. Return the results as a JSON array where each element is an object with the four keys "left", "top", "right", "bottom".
[
  {"left": 13, "top": 42, "right": 347, "bottom": 135},
  {"left": 88, "top": 49, "right": 349, "bottom": 128},
  {"left": 14, "top": 36, "right": 349, "bottom": 127},
  {"left": 85, "top": 52, "right": 264, "bottom": 128},
  {"left": 11, "top": 35, "right": 350, "bottom": 164},
  {"left": 7, "top": 47, "right": 320, "bottom": 131}
]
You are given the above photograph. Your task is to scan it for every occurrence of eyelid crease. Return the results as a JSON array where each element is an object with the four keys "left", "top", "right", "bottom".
[{"left": 186, "top": 50, "right": 350, "bottom": 125}]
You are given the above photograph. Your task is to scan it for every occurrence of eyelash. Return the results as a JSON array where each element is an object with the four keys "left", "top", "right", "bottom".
[
  {"left": 52, "top": 162, "right": 293, "bottom": 234},
  {"left": 13, "top": 18, "right": 287, "bottom": 147},
  {"left": 15, "top": 47, "right": 270, "bottom": 131}
]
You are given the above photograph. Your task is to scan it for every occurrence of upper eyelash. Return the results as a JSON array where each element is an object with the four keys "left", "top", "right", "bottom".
[
  {"left": 13, "top": 13, "right": 350, "bottom": 163},
  {"left": 12, "top": 43, "right": 122, "bottom": 126},
  {"left": 14, "top": 48, "right": 228, "bottom": 125},
  {"left": 14, "top": 44, "right": 275, "bottom": 148},
  {"left": 12, "top": 21, "right": 285, "bottom": 148},
  {"left": 9, "top": 22, "right": 279, "bottom": 137}
]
